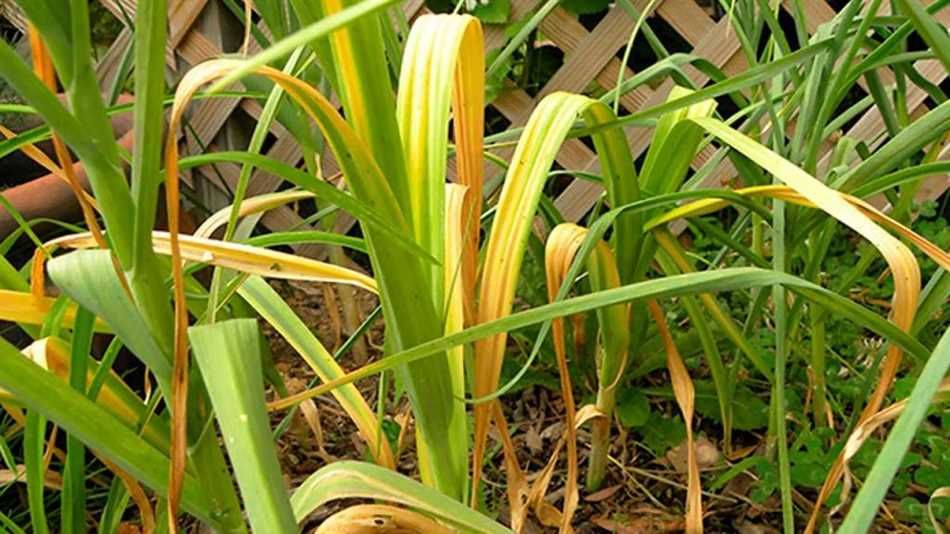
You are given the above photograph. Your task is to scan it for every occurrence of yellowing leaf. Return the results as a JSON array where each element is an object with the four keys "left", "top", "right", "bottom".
[
  {"left": 472, "top": 92, "right": 633, "bottom": 501},
  {"left": 195, "top": 191, "right": 316, "bottom": 239},
  {"left": 683, "top": 117, "right": 921, "bottom": 532},
  {"left": 397, "top": 14, "right": 484, "bottom": 312},
  {"left": 647, "top": 300, "right": 702, "bottom": 534},
  {"left": 45, "top": 231, "right": 377, "bottom": 293},
  {"left": 316, "top": 504, "right": 455, "bottom": 534},
  {"left": 0, "top": 289, "right": 108, "bottom": 331},
  {"left": 646, "top": 184, "right": 950, "bottom": 271},
  {"left": 543, "top": 223, "right": 587, "bottom": 530},
  {"left": 13, "top": 337, "right": 169, "bottom": 453}
]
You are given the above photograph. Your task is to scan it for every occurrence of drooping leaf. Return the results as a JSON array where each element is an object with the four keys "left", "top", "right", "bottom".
[
  {"left": 291, "top": 461, "right": 510, "bottom": 533},
  {"left": 0, "top": 338, "right": 217, "bottom": 525},
  {"left": 841, "top": 327, "right": 950, "bottom": 533},
  {"left": 46, "top": 250, "right": 172, "bottom": 396},
  {"left": 238, "top": 276, "right": 394, "bottom": 468}
]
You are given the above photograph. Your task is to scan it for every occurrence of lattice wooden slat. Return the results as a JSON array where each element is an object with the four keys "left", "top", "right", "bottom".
[{"left": 1, "top": 0, "right": 946, "bottom": 240}]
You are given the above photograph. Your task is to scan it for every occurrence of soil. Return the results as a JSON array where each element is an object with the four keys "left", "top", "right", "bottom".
[
  {"left": 260, "top": 280, "right": 820, "bottom": 533},
  {"left": 0, "top": 273, "right": 910, "bottom": 532}
]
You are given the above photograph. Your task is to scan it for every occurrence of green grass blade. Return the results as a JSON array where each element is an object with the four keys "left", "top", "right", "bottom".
[
  {"left": 913, "top": 269, "right": 949, "bottom": 336},
  {"left": 25, "top": 410, "right": 49, "bottom": 534},
  {"left": 582, "top": 103, "right": 641, "bottom": 285},
  {"left": 839, "top": 326, "right": 950, "bottom": 533},
  {"left": 238, "top": 276, "right": 394, "bottom": 467},
  {"left": 15, "top": 2, "right": 71, "bottom": 79},
  {"left": 896, "top": 0, "right": 950, "bottom": 71},
  {"left": 598, "top": 53, "right": 707, "bottom": 105},
  {"left": 771, "top": 192, "right": 794, "bottom": 534},
  {"left": 639, "top": 86, "right": 717, "bottom": 200},
  {"left": 0, "top": 510, "right": 26, "bottom": 534},
  {"left": 851, "top": 161, "right": 950, "bottom": 199},
  {"left": 209, "top": 0, "right": 400, "bottom": 93},
  {"left": 253, "top": 0, "right": 290, "bottom": 38},
  {"left": 0, "top": 254, "right": 29, "bottom": 292},
  {"left": 189, "top": 319, "right": 297, "bottom": 534},
  {"left": 275, "top": 268, "right": 929, "bottom": 408},
  {"left": 486, "top": 0, "right": 559, "bottom": 80},
  {"left": 130, "top": 0, "right": 168, "bottom": 269},
  {"left": 585, "top": 240, "right": 631, "bottom": 491},
  {"left": 61, "top": 308, "right": 95, "bottom": 534},
  {"left": 97, "top": 478, "right": 131, "bottom": 534},
  {"left": 0, "top": 339, "right": 216, "bottom": 525},
  {"left": 863, "top": 70, "right": 901, "bottom": 137},
  {"left": 835, "top": 100, "right": 950, "bottom": 191},
  {"left": 244, "top": 231, "right": 366, "bottom": 253}
]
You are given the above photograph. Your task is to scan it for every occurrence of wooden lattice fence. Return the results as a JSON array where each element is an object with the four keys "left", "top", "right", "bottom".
[{"left": 2, "top": 0, "right": 947, "bottom": 246}]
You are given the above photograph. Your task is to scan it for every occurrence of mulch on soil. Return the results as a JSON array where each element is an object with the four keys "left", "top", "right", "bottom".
[{"left": 261, "top": 280, "right": 799, "bottom": 533}]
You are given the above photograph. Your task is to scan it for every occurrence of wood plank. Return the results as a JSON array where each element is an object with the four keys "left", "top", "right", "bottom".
[
  {"left": 95, "top": 27, "right": 132, "bottom": 89},
  {"left": 191, "top": 157, "right": 324, "bottom": 257},
  {"left": 656, "top": 0, "right": 715, "bottom": 45},
  {"left": 537, "top": 7, "right": 640, "bottom": 100},
  {"left": 484, "top": 0, "right": 540, "bottom": 52},
  {"left": 0, "top": 1, "right": 28, "bottom": 32},
  {"left": 554, "top": 11, "right": 743, "bottom": 221},
  {"left": 169, "top": 0, "right": 210, "bottom": 47},
  {"left": 817, "top": 59, "right": 946, "bottom": 176},
  {"left": 540, "top": 8, "right": 654, "bottom": 112},
  {"left": 781, "top": 0, "right": 835, "bottom": 34}
]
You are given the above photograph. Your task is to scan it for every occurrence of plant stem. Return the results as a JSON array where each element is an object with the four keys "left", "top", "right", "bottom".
[
  {"left": 190, "top": 425, "right": 249, "bottom": 533},
  {"left": 771, "top": 197, "right": 794, "bottom": 533},
  {"left": 809, "top": 306, "right": 828, "bottom": 428},
  {"left": 586, "top": 379, "right": 615, "bottom": 491}
]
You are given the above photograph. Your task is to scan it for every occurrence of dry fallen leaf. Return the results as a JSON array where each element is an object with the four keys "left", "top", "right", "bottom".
[
  {"left": 666, "top": 437, "right": 721, "bottom": 474},
  {"left": 726, "top": 444, "right": 759, "bottom": 462},
  {"left": 525, "top": 424, "right": 543, "bottom": 453},
  {"left": 298, "top": 398, "right": 334, "bottom": 463},
  {"left": 737, "top": 521, "right": 781, "bottom": 534},
  {"left": 540, "top": 421, "right": 564, "bottom": 441},
  {"left": 592, "top": 514, "right": 686, "bottom": 533},
  {"left": 723, "top": 472, "right": 757, "bottom": 499},
  {"left": 585, "top": 484, "right": 623, "bottom": 503}
]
